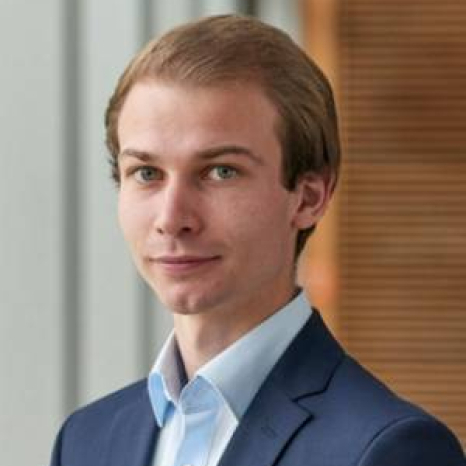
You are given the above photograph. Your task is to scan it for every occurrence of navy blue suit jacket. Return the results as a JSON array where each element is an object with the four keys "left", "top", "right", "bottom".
[{"left": 50, "top": 311, "right": 465, "bottom": 465}]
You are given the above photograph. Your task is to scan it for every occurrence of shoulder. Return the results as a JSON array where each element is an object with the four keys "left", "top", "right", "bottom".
[
  {"left": 295, "top": 355, "right": 465, "bottom": 465},
  {"left": 66, "top": 378, "right": 148, "bottom": 428},
  {"left": 50, "top": 379, "right": 150, "bottom": 466},
  {"left": 270, "top": 311, "right": 464, "bottom": 464},
  {"left": 357, "top": 414, "right": 465, "bottom": 466},
  {"left": 65, "top": 378, "right": 149, "bottom": 433},
  {"left": 340, "top": 356, "right": 464, "bottom": 464}
]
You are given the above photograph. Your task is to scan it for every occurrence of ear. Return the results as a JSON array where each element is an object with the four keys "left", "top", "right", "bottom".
[{"left": 291, "top": 171, "right": 335, "bottom": 230}]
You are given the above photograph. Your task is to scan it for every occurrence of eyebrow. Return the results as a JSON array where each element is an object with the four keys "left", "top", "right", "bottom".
[{"left": 118, "top": 144, "right": 264, "bottom": 165}]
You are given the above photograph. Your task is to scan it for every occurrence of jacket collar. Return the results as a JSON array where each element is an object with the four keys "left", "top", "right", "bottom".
[
  {"left": 271, "top": 310, "right": 344, "bottom": 399},
  {"left": 217, "top": 310, "right": 344, "bottom": 466}
]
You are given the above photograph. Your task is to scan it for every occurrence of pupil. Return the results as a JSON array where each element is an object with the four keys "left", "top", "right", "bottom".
[{"left": 142, "top": 168, "right": 153, "bottom": 180}]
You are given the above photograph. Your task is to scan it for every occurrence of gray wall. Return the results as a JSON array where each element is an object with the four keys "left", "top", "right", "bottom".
[{"left": 0, "top": 1, "right": 301, "bottom": 464}]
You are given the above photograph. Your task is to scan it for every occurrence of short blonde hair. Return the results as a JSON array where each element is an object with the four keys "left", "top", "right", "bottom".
[{"left": 105, "top": 14, "right": 341, "bottom": 254}]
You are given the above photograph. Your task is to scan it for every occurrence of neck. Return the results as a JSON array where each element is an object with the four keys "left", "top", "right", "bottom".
[{"left": 173, "top": 286, "right": 299, "bottom": 379}]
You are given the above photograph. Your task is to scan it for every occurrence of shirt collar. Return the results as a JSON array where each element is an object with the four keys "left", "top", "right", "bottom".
[
  {"left": 199, "top": 291, "right": 311, "bottom": 419},
  {"left": 148, "top": 290, "right": 312, "bottom": 426},
  {"left": 147, "top": 333, "right": 186, "bottom": 426}
]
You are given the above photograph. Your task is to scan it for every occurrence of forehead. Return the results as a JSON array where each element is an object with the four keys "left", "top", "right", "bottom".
[{"left": 117, "top": 79, "right": 282, "bottom": 161}]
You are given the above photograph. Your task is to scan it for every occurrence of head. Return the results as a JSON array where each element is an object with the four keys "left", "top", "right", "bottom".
[{"left": 105, "top": 14, "right": 340, "bottom": 257}]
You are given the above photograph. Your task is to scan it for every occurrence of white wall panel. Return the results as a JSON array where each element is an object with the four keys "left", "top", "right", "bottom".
[
  {"left": 152, "top": 0, "right": 196, "bottom": 34},
  {"left": 0, "top": 1, "right": 63, "bottom": 465},
  {"left": 257, "top": 0, "right": 303, "bottom": 43},
  {"left": 200, "top": 0, "right": 242, "bottom": 15},
  {"left": 79, "top": 0, "right": 146, "bottom": 405}
]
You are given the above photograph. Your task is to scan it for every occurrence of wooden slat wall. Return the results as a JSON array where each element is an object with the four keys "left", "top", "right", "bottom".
[
  {"left": 300, "top": 0, "right": 341, "bottom": 335},
  {"left": 337, "top": 0, "right": 466, "bottom": 446}
]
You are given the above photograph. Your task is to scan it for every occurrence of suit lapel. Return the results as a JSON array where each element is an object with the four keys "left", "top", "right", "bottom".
[
  {"left": 218, "top": 310, "right": 344, "bottom": 466},
  {"left": 104, "top": 391, "right": 158, "bottom": 466},
  {"left": 218, "top": 382, "right": 312, "bottom": 466}
]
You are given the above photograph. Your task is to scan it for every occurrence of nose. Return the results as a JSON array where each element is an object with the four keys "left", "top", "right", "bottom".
[{"left": 153, "top": 178, "right": 203, "bottom": 238}]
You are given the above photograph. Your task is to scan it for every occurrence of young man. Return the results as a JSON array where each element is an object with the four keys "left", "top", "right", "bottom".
[{"left": 50, "top": 15, "right": 465, "bottom": 466}]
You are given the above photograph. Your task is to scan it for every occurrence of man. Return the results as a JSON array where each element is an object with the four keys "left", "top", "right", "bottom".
[{"left": 50, "top": 14, "right": 465, "bottom": 466}]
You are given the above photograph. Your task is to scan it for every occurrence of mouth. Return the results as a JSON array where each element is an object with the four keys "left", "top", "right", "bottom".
[{"left": 151, "top": 255, "right": 221, "bottom": 274}]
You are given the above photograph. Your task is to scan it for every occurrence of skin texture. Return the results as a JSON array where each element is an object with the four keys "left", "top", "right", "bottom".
[{"left": 117, "top": 80, "right": 332, "bottom": 376}]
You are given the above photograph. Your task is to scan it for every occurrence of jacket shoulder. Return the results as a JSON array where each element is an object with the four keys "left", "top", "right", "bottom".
[
  {"left": 295, "top": 355, "right": 465, "bottom": 465},
  {"left": 50, "top": 379, "right": 150, "bottom": 466},
  {"left": 357, "top": 415, "right": 465, "bottom": 466},
  {"left": 70, "top": 378, "right": 148, "bottom": 422}
]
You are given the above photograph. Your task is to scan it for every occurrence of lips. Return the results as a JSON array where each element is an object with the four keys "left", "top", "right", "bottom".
[{"left": 151, "top": 255, "right": 221, "bottom": 274}]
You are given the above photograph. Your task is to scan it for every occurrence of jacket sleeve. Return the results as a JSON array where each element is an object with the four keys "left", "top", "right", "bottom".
[{"left": 357, "top": 416, "right": 465, "bottom": 466}]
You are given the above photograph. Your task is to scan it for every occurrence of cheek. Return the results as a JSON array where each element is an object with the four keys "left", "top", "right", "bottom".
[
  {"left": 117, "top": 195, "right": 132, "bottom": 239},
  {"left": 219, "top": 191, "right": 295, "bottom": 252},
  {"left": 117, "top": 194, "right": 150, "bottom": 245}
]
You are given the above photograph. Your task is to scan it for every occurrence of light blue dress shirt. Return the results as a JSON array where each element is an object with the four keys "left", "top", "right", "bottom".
[{"left": 148, "top": 291, "right": 312, "bottom": 466}]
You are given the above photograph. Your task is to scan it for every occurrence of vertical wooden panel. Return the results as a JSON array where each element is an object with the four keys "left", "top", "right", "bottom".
[
  {"left": 338, "top": 0, "right": 466, "bottom": 446},
  {"left": 300, "top": 0, "right": 341, "bottom": 334}
]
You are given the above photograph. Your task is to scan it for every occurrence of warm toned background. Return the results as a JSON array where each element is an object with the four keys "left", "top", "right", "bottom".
[
  {"left": 302, "top": 0, "right": 466, "bottom": 450},
  {"left": 1, "top": 1, "right": 464, "bottom": 465}
]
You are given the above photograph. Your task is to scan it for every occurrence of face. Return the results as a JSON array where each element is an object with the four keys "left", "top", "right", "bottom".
[{"left": 117, "top": 80, "right": 324, "bottom": 322}]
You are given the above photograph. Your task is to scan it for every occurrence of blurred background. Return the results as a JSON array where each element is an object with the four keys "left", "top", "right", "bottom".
[{"left": 1, "top": 0, "right": 465, "bottom": 464}]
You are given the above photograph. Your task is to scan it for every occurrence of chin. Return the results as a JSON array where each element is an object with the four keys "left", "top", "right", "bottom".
[
  {"left": 143, "top": 266, "right": 228, "bottom": 311},
  {"left": 158, "top": 286, "right": 229, "bottom": 316}
]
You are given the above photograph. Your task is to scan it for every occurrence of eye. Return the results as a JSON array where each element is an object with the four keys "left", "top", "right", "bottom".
[
  {"left": 208, "top": 165, "right": 239, "bottom": 181},
  {"left": 134, "top": 166, "right": 162, "bottom": 183}
]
